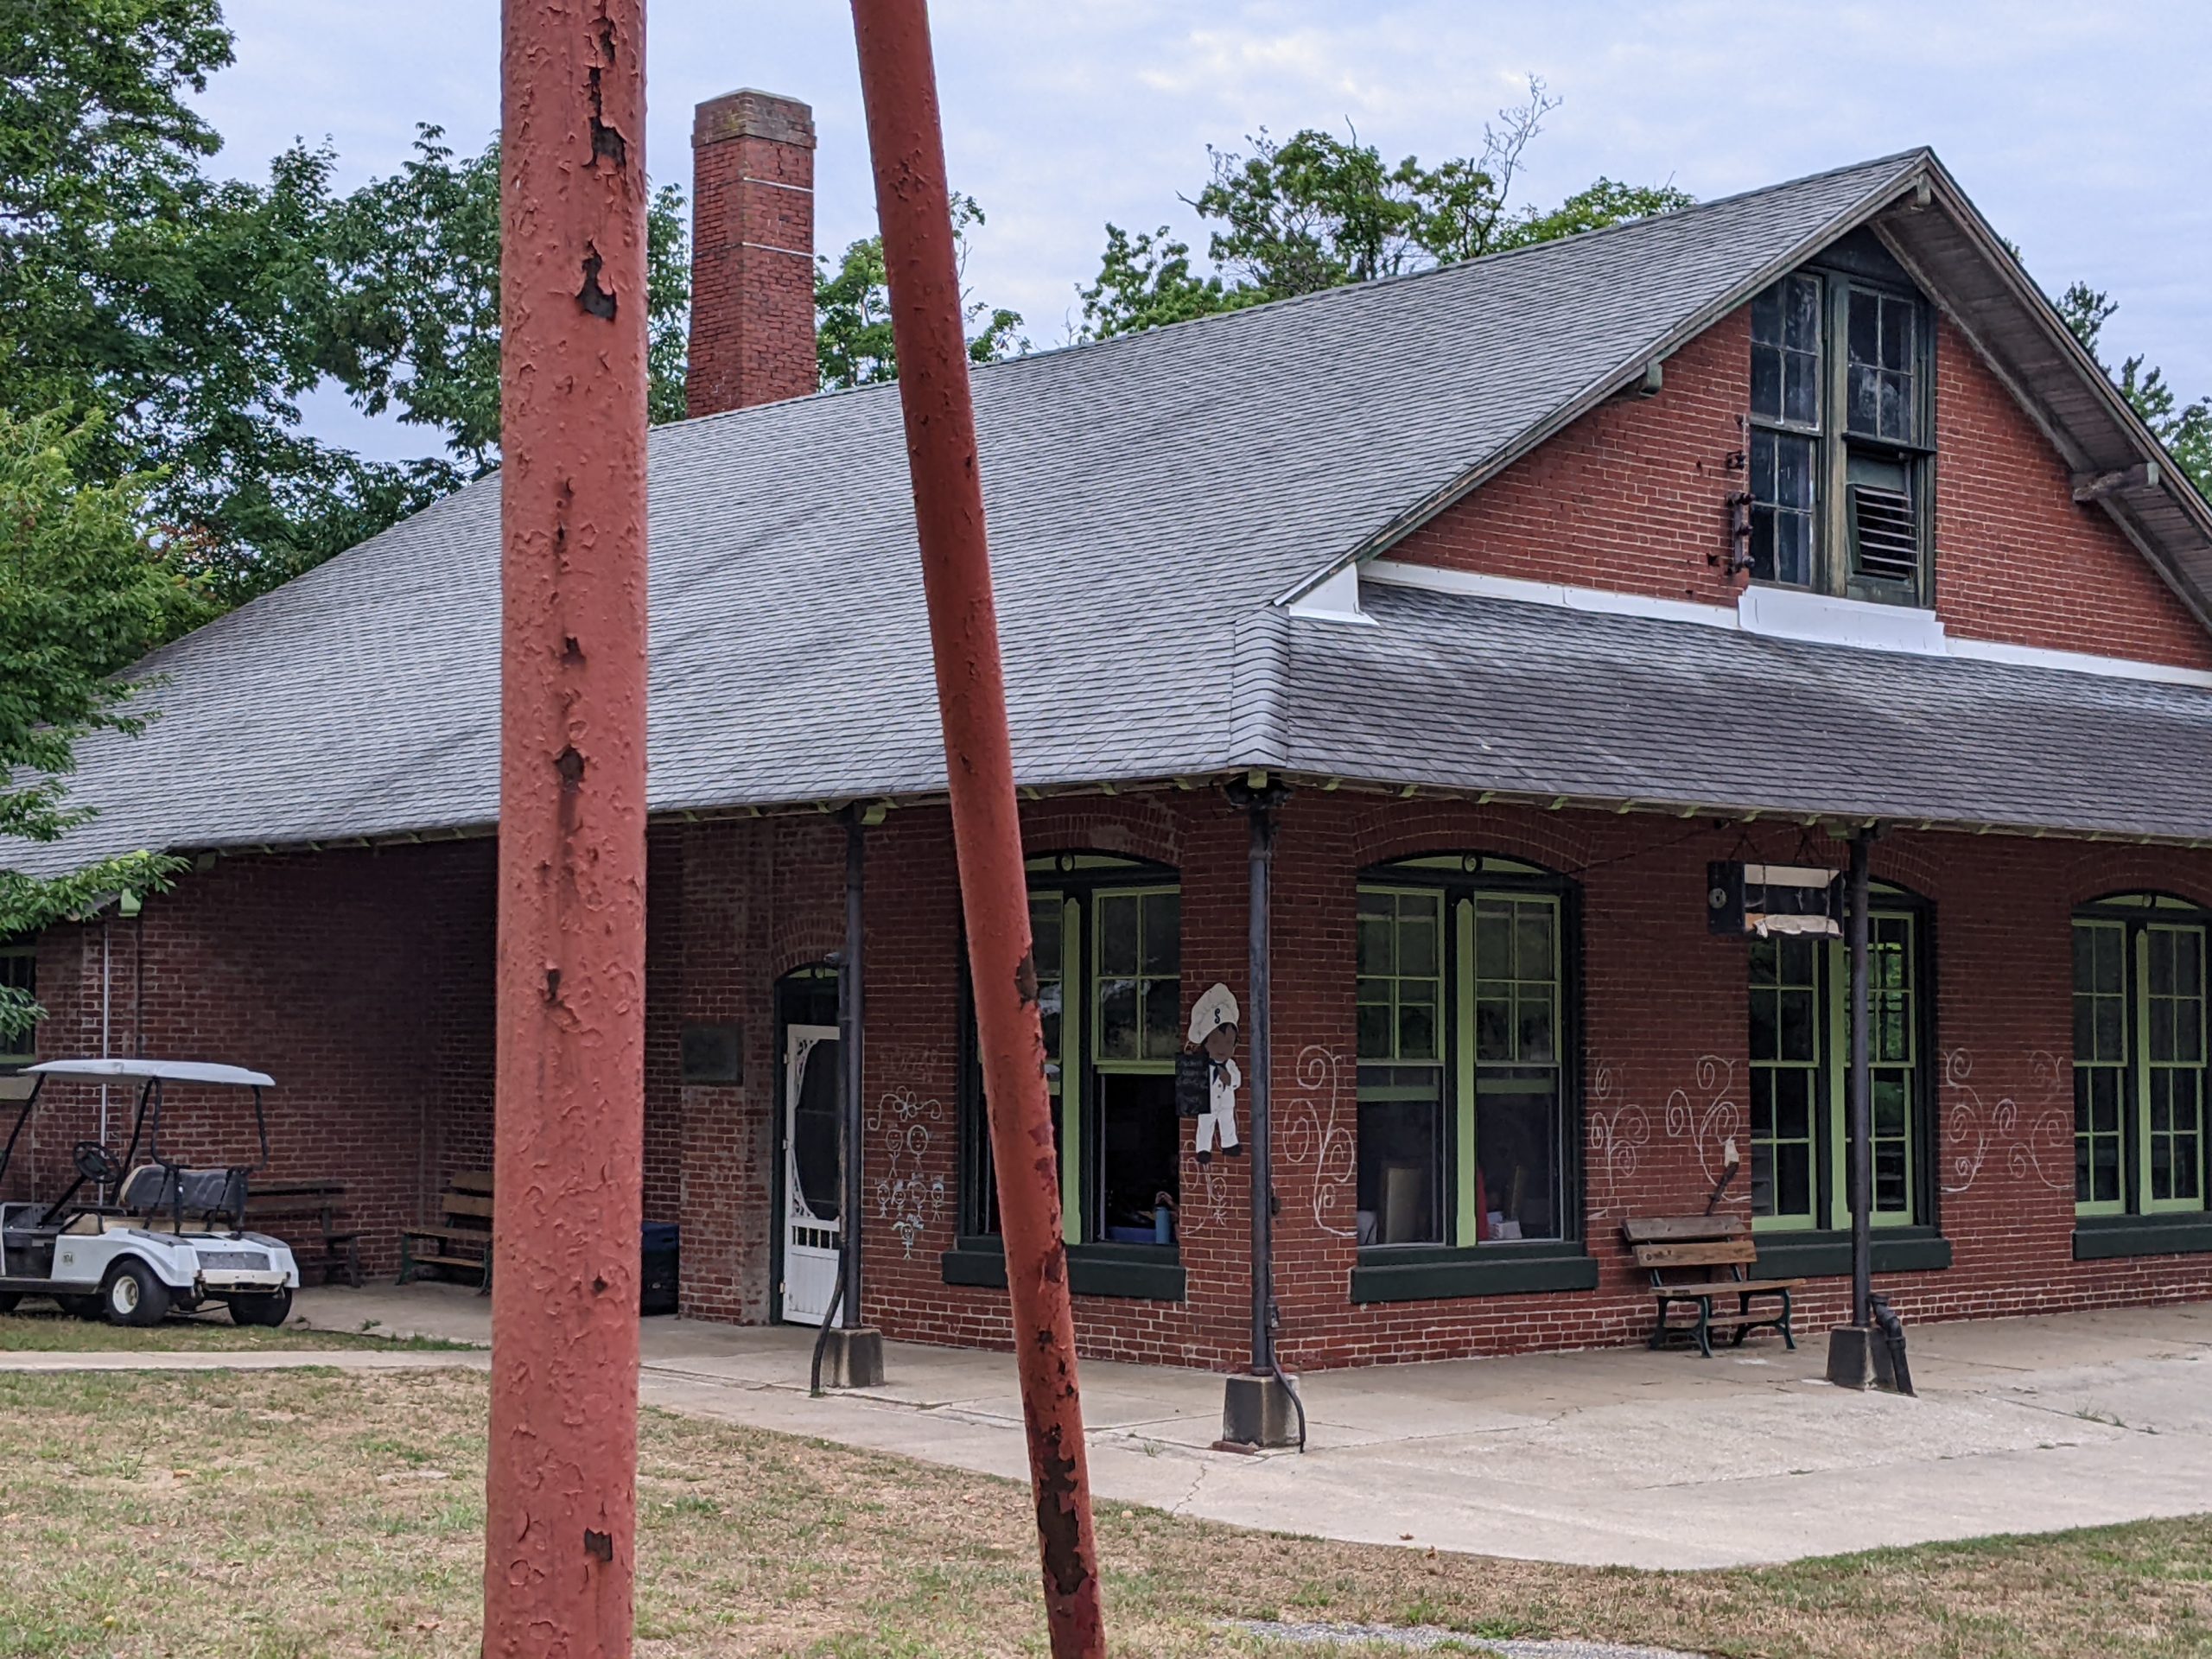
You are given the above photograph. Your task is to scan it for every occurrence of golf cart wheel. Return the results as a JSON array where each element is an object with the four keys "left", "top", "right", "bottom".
[
  {"left": 102, "top": 1258, "right": 170, "bottom": 1327},
  {"left": 228, "top": 1288, "right": 292, "bottom": 1328}
]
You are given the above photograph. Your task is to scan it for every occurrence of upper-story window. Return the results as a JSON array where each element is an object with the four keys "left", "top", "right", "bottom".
[{"left": 1747, "top": 254, "right": 1934, "bottom": 607}]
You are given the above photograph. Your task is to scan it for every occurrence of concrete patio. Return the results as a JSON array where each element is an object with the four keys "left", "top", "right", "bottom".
[{"left": 278, "top": 1282, "right": 2212, "bottom": 1569}]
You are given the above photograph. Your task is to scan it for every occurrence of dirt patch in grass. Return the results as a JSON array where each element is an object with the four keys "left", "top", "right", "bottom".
[
  {"left": 0, "top": 1367, "right": 2207, "bottom": 1657},
  {"left": 0, "top": 1305, "right": 469, "bottom": 1353}
]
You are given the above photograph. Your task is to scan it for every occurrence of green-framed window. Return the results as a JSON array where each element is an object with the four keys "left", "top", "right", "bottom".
[
  {"left": 0, "top": 943, "right": 35, "bottom": 1071},
  {"left": 2073, "top": 897, "right": 2209, "bottom": 1217},
  {"left": 1356, "top": 855, "right": 1573, "bottom": 1249},
  {"left": 961, "top": 855, "right": 1180, "bottom": 1248},
  {"left": 1746, "top": 235, "right": 1935, "bottom": 607},
  {"left": 1746, "top": 899, "right": 1929, "bottom": 1232}
]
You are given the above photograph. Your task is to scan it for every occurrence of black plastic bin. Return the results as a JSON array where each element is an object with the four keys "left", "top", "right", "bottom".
[{"left": 641, "top": 1220, "right": 680, "bottom": 1316}]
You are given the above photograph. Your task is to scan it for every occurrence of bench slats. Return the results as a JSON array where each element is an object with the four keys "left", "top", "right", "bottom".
[
  {"left": 442, "top": 1194, "right": 494, "bottom": 1219},
  {"left": 449, "top": 1171, "right": 493, "bottom": 1195},
  {"left": 409, "top": 1251, "right": 493, "bottom": 1271},
  {"left": 401, "top": 1224, "right": 490, "bottom": 1243},
  {"left": 1634, "top": 1239, "right": 1758, "bottom": 1268},
  {"left": 1652, "top": 1277, "right": 1804, "bottom": 1297},
  {"left": 1622, "top": 1214, "right": 1750, "bottom": 1244}
]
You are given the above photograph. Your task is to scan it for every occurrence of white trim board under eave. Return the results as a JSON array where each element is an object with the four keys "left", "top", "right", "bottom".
[{"left": 1361, "top": 559, "right": 2212, "bottom": 690}]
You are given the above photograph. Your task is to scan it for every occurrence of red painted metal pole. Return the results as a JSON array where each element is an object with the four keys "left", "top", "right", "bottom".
[
  {"left": 486, "top": 2, "right": 651, "bottom": 1655},
  {"left": 848, "top": 4, "right": 1106, "bottom": 1654}
]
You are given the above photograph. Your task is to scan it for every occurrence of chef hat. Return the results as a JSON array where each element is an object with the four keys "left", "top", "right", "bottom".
[{"left": 1186, "top": 982, "right": 1240, "bottom": 1045}]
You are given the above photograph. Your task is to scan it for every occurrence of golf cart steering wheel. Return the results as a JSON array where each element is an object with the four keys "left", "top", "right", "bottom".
[{"left": 73, "top": 1142, "right": 124, "bottom": 1186}]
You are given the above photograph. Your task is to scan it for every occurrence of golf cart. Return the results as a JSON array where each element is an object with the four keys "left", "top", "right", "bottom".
[{"left": 0, "top": 1058, "right": 301, "bottom": 1326}]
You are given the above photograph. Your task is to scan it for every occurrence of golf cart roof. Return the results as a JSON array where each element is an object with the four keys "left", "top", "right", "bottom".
[{"left": 25, "top": 1058, "right": 275, "bottom": 1089}]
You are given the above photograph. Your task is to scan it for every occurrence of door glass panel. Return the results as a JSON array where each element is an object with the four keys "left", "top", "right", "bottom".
[{"left": 790, "top": 1037, "right": 841, "bottom": 1224}]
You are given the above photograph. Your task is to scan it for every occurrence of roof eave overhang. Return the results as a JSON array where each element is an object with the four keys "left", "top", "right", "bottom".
[{"left": 156, "top": 766, "right": 2212, "bottom": 869}]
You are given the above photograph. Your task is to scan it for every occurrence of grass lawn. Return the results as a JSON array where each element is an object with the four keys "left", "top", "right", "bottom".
[
  {"left": 0, "top": 1305, "right": 471, "bottom": 1353},
  {"left": 2, "top": 1369, "right": 2209, "bottom": 1657}
]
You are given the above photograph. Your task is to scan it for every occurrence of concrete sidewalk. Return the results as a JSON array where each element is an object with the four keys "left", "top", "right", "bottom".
[{"left": 46, "top": 1284, "right": 2212, "bottom": 1569}]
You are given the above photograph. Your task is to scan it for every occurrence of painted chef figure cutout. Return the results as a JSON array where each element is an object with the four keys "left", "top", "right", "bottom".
[{"left": 1187, "top": 982, "right": 1244, "bottom": 1166}]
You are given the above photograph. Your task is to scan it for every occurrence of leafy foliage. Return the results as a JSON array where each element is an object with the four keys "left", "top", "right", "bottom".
[
  {"left": 816, "top": 194, "right": 1027, "bottom": 390},
  {"left": 0, "top": 410, "right": 198, "bottom": 1036},
  {"left": 2057, "top": 282, "right": 2212, "bottom": 500},
  {"left": 316, "top": 126, "right": 694, "bottom": 478},
  {"left": 0, "top": 1, "right": 454, "bottom": 607},
  {"left": 1079, "top": 81, "right": 1692, "bottom": 338}
]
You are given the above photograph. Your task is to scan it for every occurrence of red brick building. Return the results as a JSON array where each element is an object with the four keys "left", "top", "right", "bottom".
[{"left": 9, "top": 99, "right": 2212, "bottom": 1372}]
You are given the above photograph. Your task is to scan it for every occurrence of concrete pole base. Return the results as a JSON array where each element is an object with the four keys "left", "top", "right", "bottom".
[
  {"left": 1826, "top": 1324, "right": 1875, "bottom": 1390},
  {"left": 1219, "top": 1371, "right": 1300, "bottom": 1448},
  {"left": 817, "top": 1325, "right": 887, "bottom": 1389}
]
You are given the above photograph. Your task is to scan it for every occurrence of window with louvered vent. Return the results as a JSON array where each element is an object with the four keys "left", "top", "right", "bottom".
[
  {"left": 1743, "top": 263, "right": 1932, "bottom": 606},
  {"left": 1849, "top": 480, "right": 1920, "bottom": 586}
]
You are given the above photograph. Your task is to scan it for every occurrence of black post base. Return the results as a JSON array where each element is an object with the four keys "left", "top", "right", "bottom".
[
  {"left": 817, "top": 1325, "right": 887, "bottom": 1389},
  {"left": 1220, "top": 1371, "right": 1300, "bottom": 1448},
  {"left": 1825, "top": 1324, "right": 1875, "bottom": 1390}
]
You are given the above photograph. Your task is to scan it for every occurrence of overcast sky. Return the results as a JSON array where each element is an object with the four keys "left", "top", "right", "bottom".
[{"left": 200, "top": 1, "right": 2209, "bottom": 462}]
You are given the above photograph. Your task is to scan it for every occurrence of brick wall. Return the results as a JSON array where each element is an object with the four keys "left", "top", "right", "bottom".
[
  {"left": 22, "top": 794, "right": 2212, "bottom": 1366},
  {"left": 1391, "top": 300, "right": 2209, "bottom": 673},
  {"left": 1391, "top": 310, "right": 1750, "bottom": 606}
]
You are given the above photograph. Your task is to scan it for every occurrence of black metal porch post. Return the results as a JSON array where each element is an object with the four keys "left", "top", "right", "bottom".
[
  {"left": 1221, "top": 778, "right": 1300, "bottom": 1447},
  {"left": 1247, "top": 797, "right": 1276, "bottom": 1375},
  {"left": 1847, "top": 828, "right": 1872, "bottom": 1329},
  {"left": 816, "top": 806, "right": 885, "bottom": 1388},
  {"left": 842, "top": 810, "right": 868, "bottom": 1328}
]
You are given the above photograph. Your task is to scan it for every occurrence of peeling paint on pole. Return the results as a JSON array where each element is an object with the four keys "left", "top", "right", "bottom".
[
  {"left": 847, "top": 3, "right": 1106, "bottom": 1654},
  {"left": 486, "top": 2, "right": 651, "bottom": 1656}
]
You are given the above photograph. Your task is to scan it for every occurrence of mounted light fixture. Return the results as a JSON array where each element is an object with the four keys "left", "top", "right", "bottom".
[{"left": 1707, "top": 861, "right": 1842, "bottom": 938}]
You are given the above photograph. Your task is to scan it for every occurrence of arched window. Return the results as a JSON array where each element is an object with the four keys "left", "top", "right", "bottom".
[
  {"left": 1356, "top": 854, "right": 1575, "bottom": 1249},
  {"left": 2073, "top": 893, "right": 2208, "bottom": 1217},
  {"left": 1746, "top": 880, "right": 1932, "bottom": 1232},
  {"left": 960, "top": 853, "right": 1181, "bottom": 1252}
]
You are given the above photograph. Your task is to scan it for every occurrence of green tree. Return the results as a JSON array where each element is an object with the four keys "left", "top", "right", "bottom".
[
  {"left": 317, "top": 126, "right": 694, "bottom": 477},
  {"left": 0, "top": 0, "right": 449, "bottom": 607},
  {"left": 1080, "top": 81, "right": 1693, "bottom": 338},
  {"left": 0, "top": 410, "right": 201, "bottom": 1043},
  {"left": 816, "top": 194, "right": 1027, "bottom": 390},
  {"left": 2056, "top": 282, "right": 2211, "bottom": 499}
]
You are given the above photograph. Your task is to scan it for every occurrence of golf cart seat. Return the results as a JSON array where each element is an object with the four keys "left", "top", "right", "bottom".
[{"left": 118, "top": 1164, "right": 247, "bottom": 1229}]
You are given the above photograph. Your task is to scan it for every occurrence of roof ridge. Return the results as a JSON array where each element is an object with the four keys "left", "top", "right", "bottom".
[{"left": 663, "top": 147, "right": 1936, "bottom": 436}]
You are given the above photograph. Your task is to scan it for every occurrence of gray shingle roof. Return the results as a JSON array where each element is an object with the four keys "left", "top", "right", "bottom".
[
  {"left": 21, "top": 147, "right": 2204, "bottom": 877},
  {"left": 1281, "top": 582, "right": 2212, "bottom": 842}
]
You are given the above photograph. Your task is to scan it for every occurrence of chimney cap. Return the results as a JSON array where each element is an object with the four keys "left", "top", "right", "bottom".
[{"left": 693, "top": 88, "right": 816, "bottom": 149}]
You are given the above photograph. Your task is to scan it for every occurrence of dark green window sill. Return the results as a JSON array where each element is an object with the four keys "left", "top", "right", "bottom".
[
  {"left": 2073, "top": 1212, "right": 2212, "bottom": 1261},
  {"left": 1751, "top": 1229, "right": 1952, "bottom": 1279},
  {"left": 1351, "top": 1242, "right": 1599, "bottom": 1305},
  {"left": 941, "top": 1236, "right": 1185, "bottom": 1302}
]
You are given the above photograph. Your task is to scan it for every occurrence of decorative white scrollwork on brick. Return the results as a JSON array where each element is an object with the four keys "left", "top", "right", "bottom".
[
  {"left": 867, "top": 1084, "right": 948, "bottom": 1257},
  {"left": 1664, "top": 1055, "right": 1741, "bottom": 1187},
  {"left": 1586, "top": 1059, "right": 1652, "bottom": 1219},
  {"left": 1941, "top": 1048, "right": 2070, "bottom": 1195},
  {"left": 1276, "top": 1045, "right": 1358, "bottom": 1237}
]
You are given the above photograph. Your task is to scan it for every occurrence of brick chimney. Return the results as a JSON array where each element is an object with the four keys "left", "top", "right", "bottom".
[{"left": 687, "top": 89, "right": 817, "bottom": 416}]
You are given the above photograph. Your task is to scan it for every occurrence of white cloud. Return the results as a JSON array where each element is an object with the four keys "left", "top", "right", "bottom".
[{"left": 193, "top": 0, "right": 2209, "bottom": 462}]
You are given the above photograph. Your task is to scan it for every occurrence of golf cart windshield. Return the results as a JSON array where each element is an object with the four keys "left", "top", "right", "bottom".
[{"left": 0, "top": 1058, "right": 276, "bottom": 1233}]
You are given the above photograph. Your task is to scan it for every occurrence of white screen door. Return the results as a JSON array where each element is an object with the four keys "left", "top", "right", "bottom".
[{"left": 781, "top": 1024, "right": 842, "bottom": 1325}]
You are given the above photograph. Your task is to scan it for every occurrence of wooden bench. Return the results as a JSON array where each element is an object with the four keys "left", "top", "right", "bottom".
[
  {"left": 398, "top": 1171, "right": 493, "bottom": 1292},
  {"left": 243, "top": 1180, "right": 362, "bottom": 1288},
  {"left": 1624, "top": 1214, "right": 1803, "bottom": 1358}
]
